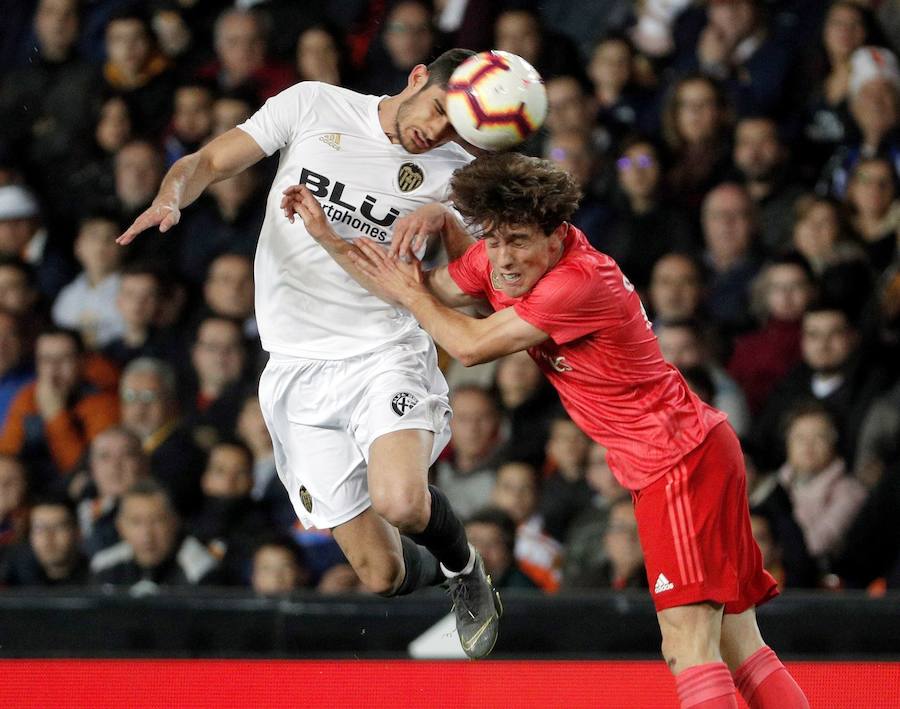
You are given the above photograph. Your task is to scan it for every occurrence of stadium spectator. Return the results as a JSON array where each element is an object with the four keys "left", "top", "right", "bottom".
[
  {"left": 818, "top": 45, "right": 900, "bottom": 198},
  {"left": 198, "top": 7, "right": 293, "bottom": 104},
  {"left": 673, "top": 0, "right": 791, "bottom": 118},
  {"left": 0, "top": 327, "right": 119, "bottom": 490},
  {"left": 0, "top": 0, "right": 97, "bottom": 212},
  {"left": 542, "top": 75, "right": 607, "bottom": 158},
  {"left": 76, "top": 426, "right": 148, "bottom": 557},
  {"left": 199, "top": 253, "right": 257, "bottom": 338},
  {"left": 162, "top": 80, "right": 215, "bottom": 168},
  {"left": 744, "top": 446, "right": 818, "bottom": 589},
  {"left": 464, "top": 507, "right": 537, "bottom": 589},
  {"left": 586, "top": 34, "right": 654, "bottom": 140},
  {"left": 728, "top": 254, "right": 816, "bottom": 414},
  {"left": 359, "top": 1, "right": 437, "bottom": 97},
  {"left": 749, "top": 514, "right": 787, "bottom": 590},
  {"left": 777, "top": 404, "right": 868, "bottom": 565},
  {"left": 798, "top": 2, "right": 873, "bottom": 173},
  {"left": 562, "top": 442, "right": 631, "bottom": 588},
  {"left": 544, "top": 130, "right": 611, "bottom": 248},
  {"left": 110, "top": 140, "right": 165, "bottom": 243},
  {"left": 732, "top": 116, "right": 805, "bottom": 254},
  {"left": 0, "top": 455, "right": 28, "bottom": 554},
  {"left": 433, "top": 385, "right": 501, "bottom": 520},
  {"left": 235, "top": 393, "right": 295, "bottom": 532},
  {"left": 250, "top": 536, "right": 310, "bottom": 596},
  {"left": 210, "top": 88, "right": 257, "bottom": 138},
  {"left": 103, "top": 265, "right": 178, "bottom": 367},
  {"left": 699, "top": 182, "right": 761, "bottom": 334},
  {"left": 753, "top": 303, "right": 890, "bottom": 470},
  {"left": 294, "top": 24, "right": 347, "bottom": 87},
  {"left": 119, "top": 357, "right": 204, "bottom": 516},
  {"left": 661, "top": 73, "right": 733, "bottom": 212},
  {"left": 493, "top": 350, "right": 561, "bottom": 468},
  {"left": 843, "top": 156, "right": 900, "bottom": 273},
  {"left": 493, "top": 7, "right": 582, "bottom": 81},
  {"left": 90, "top": 479, "right": 220, "bottom": 589},
  {"left": 0, "top": 495, "right": 89, "bottom": 587},
  {"left": 65, "top": 94, "right": 133, "bottom": 216},
  {"left": 0, "top": 183, "right": 75, "bottom": 300},
  {"left": 491, "top": 460, "right": 562, "bottom": 593},
  {"left": 185, "top": 316, "right": 249, "bottom": 446},
  {"left": 854, "top": 377, "right": 900, "bottom": 488},
  {"left": 588, "top": 497, "right": 646, "bottom": 590},
  {"left": 656, "top": 319, "right": 751, "bottom": 436},
  {"left": 189, "top": 440, "right": 274, "bottom": 585},
  {"left": 604, "top": 138, "right": 696, "bottom": 290},
  {"left": 99, "top": 7, "right": 175, "bottom": 138},
  {"left": 177, "top": 168, "right": 265, "bottom": 284},
  {"left": 316, "top": 563, "right": 367, "bottom": 595},
  {"left": 0, "top": 310, "right": 33, "bottom": 429},
  {"left": 648, "top": 252, "right": 706, "bottom": 323},
  {"left": 539, "top": 415, "right": 592, "bottom": 542},
  {"left": 789, "top": 195, "right": 857, "bottom": 275},
  {"left": 51, "top": 212, "right": 125, "bottom": 350}
]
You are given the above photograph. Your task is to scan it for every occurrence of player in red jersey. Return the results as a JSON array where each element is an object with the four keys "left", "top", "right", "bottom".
[{"left": 283, "top": 152, "right": 809, "bottom": 709}]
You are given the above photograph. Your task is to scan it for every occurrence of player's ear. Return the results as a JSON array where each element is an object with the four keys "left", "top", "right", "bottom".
[{"left": 407, "top": 64, "right": 429, "bottom": 90}]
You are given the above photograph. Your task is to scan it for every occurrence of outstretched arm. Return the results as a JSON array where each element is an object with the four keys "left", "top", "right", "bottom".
[
  {"left": 281, "top": 184, "right": 410, "bottom": 304},
  {"left": 117, "top": 128, "right": 265, "bottom": 244},
  {"left": 350, "top": 238, "right": 549, "bottom": 365}
]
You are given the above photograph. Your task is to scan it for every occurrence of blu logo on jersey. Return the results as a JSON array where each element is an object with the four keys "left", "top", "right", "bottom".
[{"left": 299, "top": 168, "right": 401, "bottom": 226}]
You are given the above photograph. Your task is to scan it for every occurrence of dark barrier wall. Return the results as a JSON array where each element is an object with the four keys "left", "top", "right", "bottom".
[{"left": 1, "top": 590, "right": 899, "bottom": 658}]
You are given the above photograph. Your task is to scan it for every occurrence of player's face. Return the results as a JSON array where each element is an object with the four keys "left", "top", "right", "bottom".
[
  {"left": 483, "top": 224, "right": 565, "bottom": 298},
  {"left": 395, "top": 84, "right": 457, "bottom": 153}
]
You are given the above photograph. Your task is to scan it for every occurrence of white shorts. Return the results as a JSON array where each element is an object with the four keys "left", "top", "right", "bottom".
[{"left": 258, "top": 330, "right": 451, "bottom": 529}]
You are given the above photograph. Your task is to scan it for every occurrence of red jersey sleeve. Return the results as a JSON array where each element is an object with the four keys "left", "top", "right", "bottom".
[
  {"left": 513, "top": 259, "right": 624, "bottom": 345},
  {"left": 447, "top": 240, "right": 489, "bottom": 299}
]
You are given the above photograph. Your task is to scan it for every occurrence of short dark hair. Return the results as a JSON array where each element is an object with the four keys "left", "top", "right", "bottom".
[
  {"left": 37, "top": 325, "right": 84, "bottom": 355},
  {"left": 424, "top": 48, "right": 476, "bottom": 89},
  {"left": 451, "top": 153, "right": 582, "bottom": 236},
  {"left": 30, "top": 494, "right": 78, "bottom": 524},
  {"left": 466, "top": 506, "right": 516, "bottom": 555}
]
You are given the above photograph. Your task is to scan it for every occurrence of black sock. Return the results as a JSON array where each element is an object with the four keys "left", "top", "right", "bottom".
[
  {"left": 391, "top": 536, "right": 444, "bottom": 596},
  {"left": 408, "top": 485, "right": 471, "bottom": 573}
]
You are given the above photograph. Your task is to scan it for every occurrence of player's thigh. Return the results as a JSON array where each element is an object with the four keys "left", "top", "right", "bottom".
[
  {"left": 331, "top": 506, "right": 404, "bottom": 594},
  {"left": 720, "top": 607, "right": 766, "bottom": 672},
  {"left": 259, "top": 356, "right": 370, "bottom": 530},
  {"left": 657, "top": 601, "right": 725, "bottom": 673}
]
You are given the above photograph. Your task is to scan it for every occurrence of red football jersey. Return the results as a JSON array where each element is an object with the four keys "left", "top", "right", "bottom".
[{"left": 447, "top": 224, "right": 727, "bottom": 491}]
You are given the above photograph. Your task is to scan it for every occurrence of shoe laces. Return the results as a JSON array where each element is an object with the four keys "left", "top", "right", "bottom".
[{"left": 448, "top": 577, "right": 477, "bottom": 620}]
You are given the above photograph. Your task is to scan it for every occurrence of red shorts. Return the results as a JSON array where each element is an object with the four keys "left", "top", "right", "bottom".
[{"left": 633, "top": 422, "right": 779, "bottom": 613}]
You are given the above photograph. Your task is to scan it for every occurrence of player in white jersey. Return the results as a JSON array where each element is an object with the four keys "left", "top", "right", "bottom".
[{"left": 117, "top": 49, "right": 502, "bottom": 659}]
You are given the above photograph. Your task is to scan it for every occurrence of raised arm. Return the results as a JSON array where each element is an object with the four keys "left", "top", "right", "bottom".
[{"left": 117, "top": 127, "right": 266, "bottom": 244}]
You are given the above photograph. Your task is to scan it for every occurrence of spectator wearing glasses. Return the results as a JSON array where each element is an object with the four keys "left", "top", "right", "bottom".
[
  {"left": 604, "top": 138, "right": 696, "bottom": 291},
  {"left": 0, "top": 495, "right": 90, "bottom": 587},
  {"left": 119, "top": 357, "right": 204, "bottom": 516}
]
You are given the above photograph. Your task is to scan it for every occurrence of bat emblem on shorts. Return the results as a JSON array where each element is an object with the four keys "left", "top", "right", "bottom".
[
  {"left": 391, "top": 392, "right": 419, "bottom": 416},
  {"left": 299, "top": 485, "right": 313, "bottom": 513}
]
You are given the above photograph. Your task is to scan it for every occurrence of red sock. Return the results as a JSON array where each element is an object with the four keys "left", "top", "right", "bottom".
[
  {"left": 733, "top": 646, "right": 810, "bottom": 708},
  {"left": 675, "top": 662, "right": 739, "bottom": 708}
]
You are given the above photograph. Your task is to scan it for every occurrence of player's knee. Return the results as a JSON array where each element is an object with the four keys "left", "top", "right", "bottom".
[
  {"left": 370, "top": 486, "right": 429, "bottom": 531},
  {"left": 355, "top": 551, "right": 405, "bottom": 596}
]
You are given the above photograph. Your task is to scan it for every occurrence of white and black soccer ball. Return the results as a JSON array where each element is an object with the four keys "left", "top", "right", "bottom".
[{"left": 446, "top": 50, "right": 548, "bottom": 151}]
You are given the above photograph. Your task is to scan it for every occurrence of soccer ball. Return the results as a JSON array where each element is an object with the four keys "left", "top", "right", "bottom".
[{"left": 446, "top": 50, "right": 548, "bottom": 151}]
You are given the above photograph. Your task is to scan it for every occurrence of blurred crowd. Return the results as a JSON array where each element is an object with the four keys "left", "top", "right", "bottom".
[{"left": 1, "top": 0, "right": 900, "bottom": 599}]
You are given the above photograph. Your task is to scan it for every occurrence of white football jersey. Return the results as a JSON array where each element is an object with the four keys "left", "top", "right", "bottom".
[{"left": 238, "top": 81, "right": 472, "bottom": 359}]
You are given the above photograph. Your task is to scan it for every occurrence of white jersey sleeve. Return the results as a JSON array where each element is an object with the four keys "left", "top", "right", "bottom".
[{"left": 238, "top": 82, "right": 318, "bottom": 156}]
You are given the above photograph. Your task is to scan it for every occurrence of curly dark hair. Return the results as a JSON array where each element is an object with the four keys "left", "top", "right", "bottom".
[{"left": 450, "top": 153, "right": 582, "bottom": 236}]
